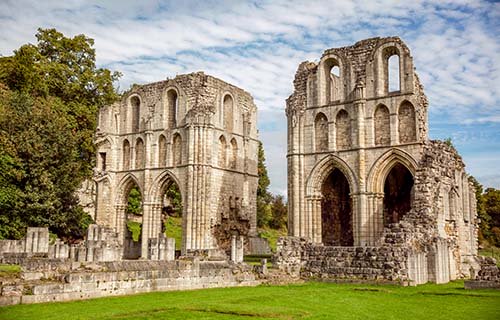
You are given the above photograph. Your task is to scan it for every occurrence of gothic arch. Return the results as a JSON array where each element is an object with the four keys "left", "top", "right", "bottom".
[
  {"left": 148, "top": 170, "right": 183, "bottom": 204},
  {"left": 314, "top": 112, "right": 329, "bottom": 152},
  {"left": 374, "top": 104, "right": 390, "bottom": 146},
  {"left": 367, "top": 148, "right": 418, "bottom": 194},
  {"left": 306, "top": 154, "right": 358, "bottom": 197},
  {"left": 398, "top": 100, "right": 417, "bottom": 143},
  {"left": 335, "top": 109, "right": 351, "bottom": 150},
  {"left": 115, "top": 173, "right": 142, "bottom": 205},
  {"left": 158, "top": 134, "right": 167, "bottom": 167},
  {"left": 223, "top": 94, "right": 234, "bottom": 132}
]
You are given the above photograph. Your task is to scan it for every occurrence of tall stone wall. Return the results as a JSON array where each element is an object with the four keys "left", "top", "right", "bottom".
[
  {"left": 283, "top": 36, "right": 478, "bottom": 285},
  {"left": 94, "top": 72, "right": 259, "bottom": 259}
]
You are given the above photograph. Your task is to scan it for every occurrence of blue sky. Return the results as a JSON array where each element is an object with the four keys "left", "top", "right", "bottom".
[{"left": 1, "top": 0, "right": 499, "bottom": 195}]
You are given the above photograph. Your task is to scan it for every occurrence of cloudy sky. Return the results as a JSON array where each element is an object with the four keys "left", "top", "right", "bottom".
[{"left": 1, "top": 0, "right": 499, "bottom": 195}]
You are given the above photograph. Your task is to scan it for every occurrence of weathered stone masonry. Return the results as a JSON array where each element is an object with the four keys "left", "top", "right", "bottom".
[
  {"left": 94, "top": 72, "right": 259, "bottom": 258},
  {"left": 281, "top": 37, "right": 479, "bottom": 284}
]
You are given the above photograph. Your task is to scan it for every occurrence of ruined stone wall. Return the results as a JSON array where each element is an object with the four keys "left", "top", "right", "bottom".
[
  {"left": 274, "top": 237, "right": 410, "bottom": 283},
  {"left": 284, "top": 37, "right": 478, "bottom": 285},
  {"left": 94, "top": 72, "right": 258, "bottom": 259},
  {"left": 0, "top": 259, "right": 258, "bottom": 306}
]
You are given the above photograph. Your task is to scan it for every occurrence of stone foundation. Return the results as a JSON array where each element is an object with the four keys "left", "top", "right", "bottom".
[{"left": 0, "top": 259, "right": 259, "bottom": 306}]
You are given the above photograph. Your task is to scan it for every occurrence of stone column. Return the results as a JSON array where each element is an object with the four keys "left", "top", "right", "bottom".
[
  {"left": 115, "top": 204, "right": 127, "bottom": 246},
  {"left": 231, "top": 234, "right": 236, "bottom": 261}
]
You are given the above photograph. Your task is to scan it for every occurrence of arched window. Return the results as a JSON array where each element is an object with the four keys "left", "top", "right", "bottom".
[
  {"left": 158, "top": 135, "right": 167, "bottom": 167},
  {"left": 172, "top": 133, "right": 182, "bottom": 166},
  {"left": 388, "top": 54, "right": 400, "bottom": 92},
  {"left": 398, "top": 101, "right": 416, "bottom": 143},
  {"left": 167, "top": 89, "right": 178, "bottom": 128},
  {"left": 374, "top": 104, "right": 390, "bottom": 146},
  {"left": 123, "top": 139, "right": 130, "bottom": 170},
  {"left": 223, "top": 95, "right": 233, "bottom": 132},
  {"left": 336, "top": 110, "right": 351, "bottom": 150},
  {"left": 314, "top": 113, "right": 328, "bottom": 152},
  {"left": 130, "top": 96, "right": 140, "bottom": 132},
  {"left": 324, "top": 58, "right": 341, "bottom": 102},
  {"left": 135, "top": 138, "right": 145, "bottom": 169},
  {"left": 218, "top": 135, "right": 227, "bottom": 168},
  {"left": 230, "top": 138, "right": 237, "bottom": 169}
]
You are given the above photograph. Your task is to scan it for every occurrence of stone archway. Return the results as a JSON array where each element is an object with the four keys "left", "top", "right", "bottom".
[
  {"left": 115, "top": 175, "right": 143, "bottom": 260},
  {"left": 383, "top": 163, "right": 414, "bottom": 226},
  {"left": 148, "top": 171, "right": 184, "bottom": 255},
  {"left": 321, "top": 168, "right": 353, "bottom": 246}
]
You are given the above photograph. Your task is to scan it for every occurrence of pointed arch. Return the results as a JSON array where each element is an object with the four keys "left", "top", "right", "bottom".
[
  {"left": 122, "top": 139, "right": 131, "bottom": 170},
  {"left": 218, "top": 135, "right": 227, "bottom": 168},
  {"left": 115, "top": 173, "right": 142, "bottom": 206},
  {"left": 158, "top": 134, "right": 167, "bottom": 167},
  {"left": 135, "top": 138, "right": 145, "bottom": 169},
  {"left": 374, "top": 104, "right": 390, "bottom": 146},
  {"left": 172, "top": 133, "right": 182, "bottom": 166},
  {"left": 223, "top": 94, "right": 234, "bottom": 132},
  {"left": 398, "top": 101, "right": 416, "bottom": 143},
  {"left": 314, "top": 112, "right": 329, "bottom": 152},
  {"left": 230, "top": 138, "right": 238, "bottom": 169},
  {"left": 148, "top": 170, "right": 183, "bottom": 202},
  {"left": 306, "top": 154, "right": 358, "bottom": 197},
  {"left": 336, "top": 109, "right": 351, "bottom": 150},
  {"left": 367, "top": 148, "right": 418, "bottom": 194}
]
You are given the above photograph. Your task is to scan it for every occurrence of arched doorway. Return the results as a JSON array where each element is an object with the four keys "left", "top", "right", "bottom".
[
  {"left": 383, "top": 163, "right": 414, "bottom": 226},
  {"left": 321, "top": 168, "right": 353, "bottom": 246},
  {"left": 158, "top": 177, "right": 183, "bottom": 257},
  {"left": 123, "top": 183, "right": 143, "bottom": 259}
]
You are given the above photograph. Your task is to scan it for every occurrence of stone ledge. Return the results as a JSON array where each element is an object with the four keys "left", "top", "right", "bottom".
[{"left": 464, "top": 280, "right": 500, "bottom": 290}]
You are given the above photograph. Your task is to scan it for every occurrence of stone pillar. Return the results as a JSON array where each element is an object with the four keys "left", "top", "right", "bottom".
[
  {"left": 166, "top": 238, "right": 175, "bottom": 261},
  {"left": 115, "top": 204, "right": 127, "bottom": 246},
  {"left": 231, "top": 235, "right": 236, "bottom": 261}
]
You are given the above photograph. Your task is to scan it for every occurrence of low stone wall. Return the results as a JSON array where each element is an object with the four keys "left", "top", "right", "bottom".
[
  {"left": 275, "top": 237, "right": 411, "bottom": 283},
  {"left": 465, "top": 256, "right": 500, "bottom": 290},
  {"left": 0, "top": 259, "right": 259, "bottom": 306}
]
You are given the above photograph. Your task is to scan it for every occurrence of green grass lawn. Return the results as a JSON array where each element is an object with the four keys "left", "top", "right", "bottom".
[
  {"left": 1, "top": 281, "right": 499, "bottom": 320},
  {"left": 165, "top": 216, "right": 182, "bottom": 250}
]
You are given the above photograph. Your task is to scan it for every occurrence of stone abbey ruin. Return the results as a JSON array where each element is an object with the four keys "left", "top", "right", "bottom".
[
  {"left": 94, "top": 72, "right": 259, "bottom": 260},
  {"left": 278, "top": 36, "right": 480, "bottom": 284},
  {"left": 1, "top": 37, "right": 499, "bottom": 305}
]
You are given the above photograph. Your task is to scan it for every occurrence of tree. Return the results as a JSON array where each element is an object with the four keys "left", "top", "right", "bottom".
[
  {"left": 269, "top": 195, "right": 287, "bottom": 230},
  {"left": 483, "top": 188, "right": 500, "bottom": 246},
  {"left": 0, "top": 28, "right": 120, "bottom": 240},
  {"left": 256, "top": 141, "right": 272, "bottom": 227},
  {"left": 469, "top": 176, "right": 489, "bottom": 240}
]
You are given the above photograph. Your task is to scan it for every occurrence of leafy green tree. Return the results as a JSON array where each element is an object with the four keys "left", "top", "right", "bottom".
[
  {"left": 165, "top": 183, "right": 182, "bottom": 217},
  {"left": 0, "top": 28, "right": 120, "bottom": 240},
  {"left": 126, "top": 186, "right": 143, "bottom": 216},
  {"left": 469, "top": 176, "right": 489, "bottom": 241},
  {"left": 257, "top": 141, "right": 272, "bottom": 227},
  {"left": 269, "top": 195, "right": 287, "bottom": 230},
  {"left": 483, "top": 188, "right": 500, "bottom": 246}
]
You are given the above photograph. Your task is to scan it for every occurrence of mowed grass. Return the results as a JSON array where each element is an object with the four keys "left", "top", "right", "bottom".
[{"left": 1, "top": 281, "right": 499, "bottom": 320}]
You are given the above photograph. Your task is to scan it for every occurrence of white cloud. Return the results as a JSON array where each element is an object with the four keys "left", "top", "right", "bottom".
[{"left": 1, "top": 0, "right": 499, "bottom": 194}]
